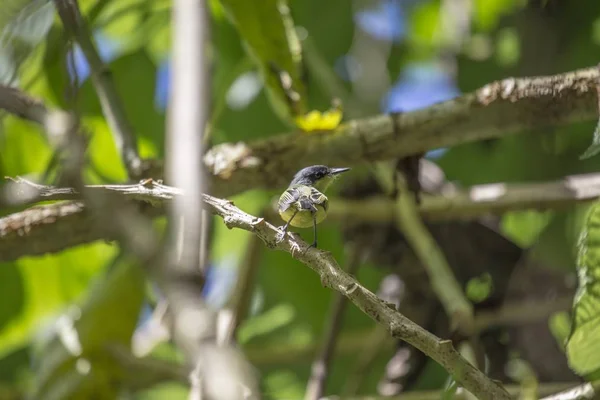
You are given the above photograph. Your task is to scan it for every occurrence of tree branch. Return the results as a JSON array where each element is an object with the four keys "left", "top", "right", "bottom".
[
  {"left": 3, "top": 172, "right": 600, "bottom": 262},
  {"left": 198, "top": 195, "right": 509, "bottom": 400},
  {"left": 205, "top": 66, "right": 600, "bottom": 197},
  {"left": 53, "top": 0, "right": 143, "bottom": 179},
  {"left": 540, "top": 381, "right": 600, "bottom": 400}
]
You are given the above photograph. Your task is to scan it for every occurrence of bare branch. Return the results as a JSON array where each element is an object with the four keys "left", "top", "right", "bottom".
[
  {"left": 473, "top": 296, "right": 572, "bottom": 334},
  {"left": 0, "top": 84, "right": 48, "bottom": 124},
  {"left": 2, "top": 172, "right": 600, "bottom": 262},
  {"left": 540, "top": 381, "right": 600, "bottom": 400},
  {"left": 327, "top": 382, "right": 584, "bottom": 400},
  {"left": 53, "top": 0, "right": 143, "bottom": 179},
  {"left": 201, "top": 194, "right": 510, "bottom": 400},
  {"left": 328, "top": 172, "right": 600, "bottom": 222},
  {"left": 206, "top": 66, "right": 600, "bottom": 197}
]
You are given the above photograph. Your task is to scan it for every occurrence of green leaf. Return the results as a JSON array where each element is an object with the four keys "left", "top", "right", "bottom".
[
  {"left": 567, "top": 201, "right": 600, "bottom": 377},
  {"left": 31, "top": 255, "right": 146, "bottom": 399},
  {"left": 218, "top": 0, "right": 307, "bottom": 124},
  {"left": 0, "top": 0, "right": 55, "bottom": 85},
  {"left": 0, "top": 242, "right": 117, "bottom": 358},
  {"left": 579, "top": 119, "right": 600, "bottom": 160},
  {"left": 465, "top": 273, "right": 493, "bottom": 304}
]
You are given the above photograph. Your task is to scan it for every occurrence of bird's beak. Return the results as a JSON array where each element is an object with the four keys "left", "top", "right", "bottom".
[{"left": 330, "top": 167, "right": 350, "bottom": 175}]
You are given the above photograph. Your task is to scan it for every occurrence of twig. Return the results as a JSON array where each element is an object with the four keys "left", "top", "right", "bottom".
[
  {"left": 305, "top": 246, "right": 362, "bottom": 400},
  {"left": 328, "top": 172, "right": 600, "bottom": 222},
  {"left": 0, "top": 84, "right": 48, "bottom": 124},
  {"left": 53, "top": 0, "right": 143, "bottom": 179},
  {"left": 204, "top": 66, "right": 600, "bottom": 197},
  {"left": 327, "top": 382, "right": 584, "bottom": 400},
  {"left": 394, "top": 173, "right": 474, "bottom": 334},
  {"left": 540, "top": 381, "right": 600, "bottom": 400},
  {"left": 473, "top": 296, "right": 572, "bottom": 334}
]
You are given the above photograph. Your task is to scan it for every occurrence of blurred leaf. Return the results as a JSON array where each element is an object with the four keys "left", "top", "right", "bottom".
[
  {"left": 549, "top": 311, "right": 571, "bottom": 350},
  {"left": 465, "top": 273, "right": 493, "bottom": 304},
  {"left": 0, "top": 0, "right": 55, "bottom": 85},
  {"left": 135, "top": 382, "right": 189, "bottom": 400},
  {"left": 495, "top": 27, "right": 520, "bottom": 67},
  {"left": 218, "top": 0, "right": 307, "bottom": 125},
  {"left": 0, "top": 243, "right": 117, "bottom": 358},
  {"left": 78, "top": 50, "right": 163, "bottom": 162},
  {"left": 579, "top": 119, "right": 600, "bottom": 160},
  {"left": 473, "top": 0, "right": 525, "bottom": 31},
  {"left": 501, "top": 210, "right": 553, "bottom": 247},
  {"left": 566, "top": 201, "right": 600, "bottom": 377},
  {"left": 31, "top": 255, "right": 145, "bottom": 399}
]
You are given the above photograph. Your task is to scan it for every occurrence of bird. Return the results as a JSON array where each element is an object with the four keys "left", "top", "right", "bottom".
[{"left": 276, "top": 165, "right": 350, "bottom": 248}]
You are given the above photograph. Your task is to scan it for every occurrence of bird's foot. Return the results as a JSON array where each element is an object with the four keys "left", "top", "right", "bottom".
[{"left": 275, "top": 227, "right": 287, "bottom": 243}]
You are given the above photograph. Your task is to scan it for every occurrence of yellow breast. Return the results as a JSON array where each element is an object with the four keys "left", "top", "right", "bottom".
[{"left": 279, "top": 204, "right": 328, "bottom": 228}]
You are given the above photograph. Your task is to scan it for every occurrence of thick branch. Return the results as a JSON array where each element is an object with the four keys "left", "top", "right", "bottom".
[
  {"left": 0, "top": 84, "right": 48, "bottom": 124},
  {"left": 206, "top": 66, "right": 600, "bottom": 197}
]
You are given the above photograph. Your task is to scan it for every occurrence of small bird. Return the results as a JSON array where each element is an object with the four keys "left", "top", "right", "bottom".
[{"left": 277, "top": 165, "right": 350, "bottom": 248}]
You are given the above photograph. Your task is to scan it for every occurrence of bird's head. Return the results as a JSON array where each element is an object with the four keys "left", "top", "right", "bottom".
[{"left": 289, "top": 165, "right": 350, "bottom": 192}]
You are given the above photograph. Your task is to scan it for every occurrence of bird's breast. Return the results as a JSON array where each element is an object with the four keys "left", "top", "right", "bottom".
[{"left": 279, "top": 203, "right": 328, "bottom": 228}]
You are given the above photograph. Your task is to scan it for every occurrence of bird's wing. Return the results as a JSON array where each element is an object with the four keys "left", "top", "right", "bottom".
[
  {"left": 278, "top": 187, "right": 301, "bottom": 213},
  {"left": 309, "top": 187, "right": 328, "bottom": 211}
]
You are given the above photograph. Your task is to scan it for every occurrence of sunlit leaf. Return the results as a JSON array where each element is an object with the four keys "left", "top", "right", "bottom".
[
  {"left": 294, "top": 103, "right": 343, "bottom": 133},
  {"left": 218, "top": 0, "right": 307, "bottom": 124},
  {"left": 580, "top": 119, "right": 600, "bottom": 160},
  {"left": 0, "top": 243, "right": 117, "bottom": 358},
  {"left": 566, "top": 200, "right": 600, "bottom": 377},
  {"left": 31, "top": 256, "right": 145, "bottom": 399}
]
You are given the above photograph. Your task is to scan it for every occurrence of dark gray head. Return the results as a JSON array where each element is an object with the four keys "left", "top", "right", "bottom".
[{"left": 289, "top": 165, "right": 350, "bottom": 190}]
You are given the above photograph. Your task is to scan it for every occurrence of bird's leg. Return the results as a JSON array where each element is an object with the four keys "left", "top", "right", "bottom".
[
  {"left": 310, "top": 210, "right": 318, "bottom": 248},
  {"left": 276, "top": 210, "right": 298, "bottom": 243}
]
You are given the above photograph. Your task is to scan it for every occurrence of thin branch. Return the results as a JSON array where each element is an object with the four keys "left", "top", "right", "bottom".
[
  {"left": 3, "top": 172, "right": 600, "bottom": 261},
  {"left": 327, "top": 382, "right": 584, "bottom": 400},
  {"left": 205, "top": 66, "right": 600, "bottom": 197},
  {"left": 53, "top": 0, "right": 143, "bottom": 179},
  {"left": 200, "top": 193, "right": 510, "bottom": 400},
  {"left": 540, "top": 381, "right": 600, "bottom": 400},
  {"left": 305, "top": 245, "right": 363, "bottom": 400},
  {"left": 328, "top": 172, "right": 600, "bottom": 222},
  {"left": 473, "top": 296, "right": 572, "bottom": 334},
  {"left": 394, "top": 173, "right": 474, "bottom": 334}
]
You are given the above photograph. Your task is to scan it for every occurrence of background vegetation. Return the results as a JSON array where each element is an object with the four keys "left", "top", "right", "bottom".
[{"left": 2, "top": 0, "right": 600, "bottom": 399}]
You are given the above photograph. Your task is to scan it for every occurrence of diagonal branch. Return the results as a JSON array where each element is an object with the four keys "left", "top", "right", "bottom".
[
  {"left": 206, "top": 66, "right": 600, "bottom": 197},
  {"left": 53, "top": 0, "right": 143, "bottom": 179},
  {"left": 204, "top": 193, "right": 511, "bottom": 400},
  {"left": 0, "top": 179, "right": 510, "bottom": 398}
]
